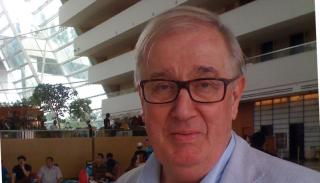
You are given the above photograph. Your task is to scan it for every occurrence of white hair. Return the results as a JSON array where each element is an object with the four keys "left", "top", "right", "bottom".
[{"left": 134, "top": 6, "right": 245, "bottom": 85}]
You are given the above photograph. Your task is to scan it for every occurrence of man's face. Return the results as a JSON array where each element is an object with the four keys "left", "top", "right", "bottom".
[
  {"left": 96, "top": 155, "right": 103, "bottom": 164},
  {"left": 18, "top": 158, "right": 25, "bottom": 166},
  {"left": 46, "top": 159, "right": 53, "bottom": 167},
  {"left": 139, "top": 25, "right": 245, "bottom": 171}
]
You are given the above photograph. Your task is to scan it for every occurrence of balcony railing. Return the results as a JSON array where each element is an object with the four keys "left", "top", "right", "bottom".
[
  {"left": 246, "top": 41, "right": 316, "bottom": 64},
  {"left": 0, "top": 128, "right": 147, "bottom": 139},
  {"left": 106, "top": 87, "right": 136, "bottom": 98}
]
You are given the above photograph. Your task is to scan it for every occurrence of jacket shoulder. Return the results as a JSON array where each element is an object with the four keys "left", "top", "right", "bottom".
[
  {"left": 116, "top": 165, "right": 144, "bottom": 183},
  {"left": 222, "top": 133, "right": 320, "bottom": 183}
]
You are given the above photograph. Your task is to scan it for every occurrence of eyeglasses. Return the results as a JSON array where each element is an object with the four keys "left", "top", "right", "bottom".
[{"left": 140, "top": 77, "right": 239, "bottom": 104}]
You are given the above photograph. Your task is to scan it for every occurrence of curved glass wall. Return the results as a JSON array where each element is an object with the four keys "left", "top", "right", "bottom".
[{"left": 0, "top": 0, "right": 106, "bottom": 121}]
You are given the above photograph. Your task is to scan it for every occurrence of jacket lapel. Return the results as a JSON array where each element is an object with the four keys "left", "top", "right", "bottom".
[{"left": 220, "top": 132, "right": 266, "bottom": 183}]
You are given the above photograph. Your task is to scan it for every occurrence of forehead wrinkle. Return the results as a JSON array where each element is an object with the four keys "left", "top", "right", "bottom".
[
  {"left": 191, "top": 65, "right": 219, "bottom": 76},
  {"left": 149, "top": 69, "right": 175, "bottom": 79}
]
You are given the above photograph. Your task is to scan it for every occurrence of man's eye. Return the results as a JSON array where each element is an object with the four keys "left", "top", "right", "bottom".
[
  {"left": 199, "top": 82, "right": 210, "bottom": 88},
  {"left": 154, "top": 84, "right": 171, "bottom": 91},
  {"left": 194, "top": 81, "right": 220, "bottom": 90}
]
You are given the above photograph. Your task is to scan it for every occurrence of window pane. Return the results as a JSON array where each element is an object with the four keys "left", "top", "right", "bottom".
[
  {"left": 63, "top": 57, "right": 90, "bottom": 74},
  {"left": 8, "top": 69, "right": 22, "bottom": 82},
  {"left": 38, "top": 17, "right": 60, "bottom": 38},
  {"left": 1, "top": 27, "right": 14, "bottom": 37},
  {"left": 21, "top": 38, "right": 40, "bottom": 50},
  {"left": 14, "top": 81, "right": 22, "bottom": 88},
  {"left": 69, "top": 71, "right": 88, "bottom": 83},
  {"left": 2, "top": 39, "right": 22, "bottom": 59},
  {"left": 48, "top": 28, "right": 76, "bottom": 50},
  {"left": 25, "top": 77, "right": 37, "bottom": 87},
  {"left": 34, "top": 0, "right": 61, "bottom": 25},
  {"left": 0, "top": 15, "right": 8, "bottom": 30},
  {"left": 55, "top": 44, "right": 74, "bottom": 63}
]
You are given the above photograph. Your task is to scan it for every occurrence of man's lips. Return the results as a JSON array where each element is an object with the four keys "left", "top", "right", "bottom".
[{"left": 170, "top": 131, "right": 203, "bottom": 143}]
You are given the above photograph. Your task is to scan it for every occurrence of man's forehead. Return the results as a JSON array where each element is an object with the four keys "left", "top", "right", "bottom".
[{"left": 146, "top": 65, "right": 220, "bottom": 79}]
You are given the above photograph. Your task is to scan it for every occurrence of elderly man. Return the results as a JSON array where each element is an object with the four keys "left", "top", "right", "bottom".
[
  {"left": 37, "top": 157, "right": 63, "bottom": 183},
  {"left": 117, "top": 6, "right": 320, "bottom": 183}
]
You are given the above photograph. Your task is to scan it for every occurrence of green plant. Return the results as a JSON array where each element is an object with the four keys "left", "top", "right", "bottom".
[
  {"left": 69, "top": 98, "right": 92, "bottom": 121},
  {"left": 31, "top": 83, "right": 78, "bottom": 121}
]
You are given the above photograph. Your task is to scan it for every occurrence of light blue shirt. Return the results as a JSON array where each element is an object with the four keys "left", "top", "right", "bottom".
[{"left": 137, "top": 133, "right": 236, "bottom": 183}]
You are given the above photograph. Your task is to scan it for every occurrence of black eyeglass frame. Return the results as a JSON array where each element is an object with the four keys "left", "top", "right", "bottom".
[{"left": 139, "top": 77, "right": 239, "bottom": 104}]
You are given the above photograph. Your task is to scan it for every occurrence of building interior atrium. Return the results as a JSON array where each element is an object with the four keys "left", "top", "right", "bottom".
[{"left": 0, "top": 0, "right": 107, "bottom": 128}]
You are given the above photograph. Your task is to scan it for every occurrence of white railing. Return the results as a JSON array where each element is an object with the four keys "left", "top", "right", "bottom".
[
  {"left": 246, "top": 41, "right": 316, "bottom": 64},
  {"left": 0, "top": 128, "right": 147, "bottom": 139}
]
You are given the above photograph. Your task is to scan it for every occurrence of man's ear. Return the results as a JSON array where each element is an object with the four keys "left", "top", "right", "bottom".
[{"left": 231, "top": 76, "right": 246, "bottom": 120}]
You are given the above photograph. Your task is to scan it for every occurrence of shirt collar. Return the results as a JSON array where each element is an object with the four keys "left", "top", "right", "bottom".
[
  {"left": 138, "top": 133, "right": 236, "bottom": 183},
  {"left": 200, "top": 133, "right": 235, "bottom": 183}
]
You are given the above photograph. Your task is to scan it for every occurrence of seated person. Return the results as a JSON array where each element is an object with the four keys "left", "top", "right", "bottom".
[
  {"left": 92, "top": 153, "right": 107, "bottom": 182},
  {"left": 12, "top": 155, "right": 32, "bottom": 183},
  {"left": 2, "top": 160, "right": 9, "bottom": 183},
  {"left": 105, "top": 153, "right": 120, "bottom": 182},
  {"left": 37, "top": 156, "right": 63, "bottom": 183}
]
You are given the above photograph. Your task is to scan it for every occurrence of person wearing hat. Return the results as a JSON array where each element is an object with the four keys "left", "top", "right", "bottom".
[{"left": 133, "top": 142, "right": 147, "bottom": 165}]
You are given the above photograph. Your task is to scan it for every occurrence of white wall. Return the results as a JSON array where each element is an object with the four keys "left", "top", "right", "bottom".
[
  {"left": 73, "top": 0, "right": 187, "bottom": 56},
  {"left": 59, "top": 0, "right": 95, "bottom": 26},
  {"left": 102, "top": 92, "right": 141, "bottom": 115},
  {"left": 243, "top": 50, "right": 317, "bottom": 100},
  {"left": 88, "top": 50, "right": 136, "bottom": 83}
]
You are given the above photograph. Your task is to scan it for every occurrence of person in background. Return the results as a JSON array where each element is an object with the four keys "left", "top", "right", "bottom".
[
  {"left": 2, "top": 160, "right": 9, "bottom": 183},
  {"left": 92, "top": 153, "right": 107, "bottom": 182},
  {"left": 104, "top": 113, "right": 111, "bottom": 130},
  {"left": 86, "top": 120, "right": 93, "bottom": 137},
  {"left": 124, "top": 153, "right": 146, "bottom": 173},
  {"left": 144, "top": 138, "right": 153, "bottom": 160},
  {"left": 250, "top": 131, "right": 266, "bottom": 152},
  {"left": 50, "top": 120, "right": 58, "bottom": 130},
  {"left": 105, "top": 153, "right": 120, "bottom": 182},
  {"left": 37, "top": 156, "right": 63, "bottom": 183},
  {"left": 133, "top": 142, "right": 147, "bottom": 160},
  {"left": 12, "top": 155, "right": 32, "bottom": 183},
  {"left": 78, "top": 161, "right": 93, "bottom": 183}
]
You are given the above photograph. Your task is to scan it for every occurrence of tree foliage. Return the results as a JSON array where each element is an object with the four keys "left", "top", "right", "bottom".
[
  {"left": 31, "top": 83, "right": 78, "bottom": 118},
  {"left": 69, "top": 98, "right": 92, "bottom": 121}
]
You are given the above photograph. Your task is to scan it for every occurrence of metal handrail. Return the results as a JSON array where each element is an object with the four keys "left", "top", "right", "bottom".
[
  {"left": 0, "top": 128, "right": 147, "bottom": 139},
  {"left": 246, "top": 41, "right": 316, "bottom": 63}
]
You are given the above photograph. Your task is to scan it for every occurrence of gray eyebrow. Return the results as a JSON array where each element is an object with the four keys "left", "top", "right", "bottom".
[
  {"left": 149, "top": 71, "right": 173, "bottom": 79},
  {"left": 148, "top": 66, "right": 218, "bottom": 79},
  {"left": 194, "top": 66, "right": 218, "bottom": 75}
]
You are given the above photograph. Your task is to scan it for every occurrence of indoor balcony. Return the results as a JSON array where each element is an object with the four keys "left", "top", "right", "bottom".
[
  {"left": 59, "top": 0, "right": 140, "bottom": 32},
  {"left": 243, "top": 41, "right": 317, "bottom": 100},
  {"left": 71, "top": 0, "right": 313, "bottom": 62}
]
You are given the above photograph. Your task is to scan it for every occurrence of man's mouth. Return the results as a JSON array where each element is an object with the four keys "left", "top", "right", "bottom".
[{"left": 170, "top": 131, "right": 202, "bottom": 143}]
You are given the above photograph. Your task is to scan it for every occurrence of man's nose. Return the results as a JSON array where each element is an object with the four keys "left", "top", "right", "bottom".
[{"left": 171, "top": 88, "right": 197, "bottom": 120}]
